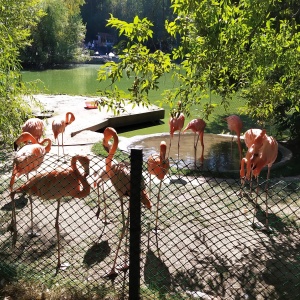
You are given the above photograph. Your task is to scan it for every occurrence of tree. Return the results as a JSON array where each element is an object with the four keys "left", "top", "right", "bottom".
[
  {"left": 98, "top": 0, "right": 300, "bottom": 142},
  {"left": 0, "top": 0, "right": 44, "bottom": 145},
  {"left": 96, "top": 15, "right": 172, "bottom": 114},
  {"left": 81, "top": 0, "right": 174, "bottom": 50},
  {"left": 21, "top": 0, "right": 87, "bottom": 68}
]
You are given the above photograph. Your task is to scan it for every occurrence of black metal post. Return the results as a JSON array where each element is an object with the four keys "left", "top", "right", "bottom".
[{"left": 129, "top": 149, "right": 143, "bottom": 299}]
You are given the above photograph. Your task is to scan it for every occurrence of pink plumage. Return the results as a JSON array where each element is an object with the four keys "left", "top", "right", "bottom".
[
  {"left": 225, "top": 115, "right": 243, "bottom": 160},
  {"left": 183, "top": 118, "right": 206, "bottom": 165},
  {"left": 22, "top": 118, "right": 44, "bottom": 142},
  {"left": 10, "top": 155, "right": 90, "bottom": 272},
  {"left": 10, "top": 132, "right": 51, "bottom": 191},
  {"left": 52, "top": 112, "right": 75, "bottom": 156}
]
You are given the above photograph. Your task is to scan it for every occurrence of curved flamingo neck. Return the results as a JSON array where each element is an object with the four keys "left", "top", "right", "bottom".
[
  {"left": 66, "top": 112, "right": 75, "bottom": 125},
  {"left": 105, "top": 130, "right": 118, "bottom": 173},
  {"left": 71, "top": 156, "right": 90, "bottom": 197},
  {"left": 160, "top": 143, "right": 167, "bottom": 160},
  {"left": 14, "top": 132, "right": 38, "bottom": 151},
  {"left": 17, "top": 132, "right": 37, "bottom": 144},
  {"left": 39, "top": 138, "right": 52, "bottom": 153}
]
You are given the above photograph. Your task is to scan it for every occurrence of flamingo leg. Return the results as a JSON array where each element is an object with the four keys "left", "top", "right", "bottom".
[
  {"left": 10, "top": 191, "right": 17, "bottom": 248},
  {"left": 199, "top": 131, "right": 204, "bottom": 164},
  {"left": 194, "top": 133, "right": 199, "bottom": 167},
  {"left": 96, "top": 180, "right": 109, "bottom": 224},
  {"left": 154, "top": 180, "right": 163, "bottom": 233},
  {"left": 104, "top": 197, "right": 128, "bottom": 279},
  {"left": 55, "top": 199, "right": 61, "bottom": 272},
  {"left": 56, "top": 137, "right": 60, "bottom": 158},
  {"left": 28, "top": 195, "right": 37, "bottom": 237},
  {"left": 116, "top": 209, "right": 130, "bottom": 272},
  {"left": 61, "top": 132, "right": 65, "bottom": 156},
  {"left": 177, "top": 131, "right": 181, "bottom": 160},
  {"left": 252, "top": 177, "right": 259, "bottom": 226},
  {"left": 148, "top": 173, "right": 152, "bottom": 200},
  {"left": 168, "top": 137, "right": 172, "bottom": 158},
  {"left": 96, "top": 181, "right": 101, "bottom": 219},
  {"left": 264, "top": 166, "right": 272, "bottom": 231}
]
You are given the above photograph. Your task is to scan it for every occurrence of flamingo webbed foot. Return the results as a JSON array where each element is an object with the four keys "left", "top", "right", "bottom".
[
  {"left": 55, "top": 262, "right": 70, "bottom": 275},
  {"left": 28, "top": 229, "right": 40, "bottom": 237},
  {"left": 152, "top": 227, "right": 162, "bottom": 235},
  {"left": 95, "top": 208, "right": 111, "bottom": 224},
  {"left": 103, "top": 269, "right": 118, "bottom": 280},
  {"left": 102, "top": 219, "right": 112, "bottom": 225},
  {"left": 116, "top": 262, "right": 129, "bottom": 272},
  {"left": 251, "top": 222, "right": 273, "bottom": 234}
]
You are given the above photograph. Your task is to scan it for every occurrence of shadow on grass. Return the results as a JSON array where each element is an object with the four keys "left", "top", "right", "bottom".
[
  {"left": 144, "top": 249, "right": 171, "bottom": 299},
  {"left": 83, "top": 240, "right": 110, "bottom": 267}
]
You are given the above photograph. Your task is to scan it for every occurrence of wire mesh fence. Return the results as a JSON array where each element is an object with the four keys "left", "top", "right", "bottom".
[{"left": 0, "top": 145, "right": 300, "bottom": 299}]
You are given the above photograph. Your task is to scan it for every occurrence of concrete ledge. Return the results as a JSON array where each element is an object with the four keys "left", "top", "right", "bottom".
[{"left": 30, "top": 94, "right": 165, "bottom": 141}]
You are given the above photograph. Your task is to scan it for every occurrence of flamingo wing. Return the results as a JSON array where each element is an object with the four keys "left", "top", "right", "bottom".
[
  {"left": 52, "top": 120, "right": 66, "bottom": 138},
  {"left": 22, "top": 118, "right": 44, "bottom": 141},
  {"left": 13, "top": 145, "right": 46, "bottom": 177}
]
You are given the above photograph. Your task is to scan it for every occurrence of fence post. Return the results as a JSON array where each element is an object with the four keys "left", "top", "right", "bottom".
[{"left": 129, "top": 148, "right": 143, "bottom": 299}]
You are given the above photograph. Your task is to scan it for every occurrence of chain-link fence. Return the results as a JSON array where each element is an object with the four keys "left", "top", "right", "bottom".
[{"left": 0, "top": 147, "right": 299, "bottom": 299}]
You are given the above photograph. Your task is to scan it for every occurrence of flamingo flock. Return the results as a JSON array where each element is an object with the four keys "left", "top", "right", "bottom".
[{"left": 7, "top": 109, "right": 278, "bottom": 277}]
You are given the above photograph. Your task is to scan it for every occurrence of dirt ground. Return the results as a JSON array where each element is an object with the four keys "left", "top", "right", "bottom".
[{"left": 1, "top": 147, "right": 300, "bottom": 299}]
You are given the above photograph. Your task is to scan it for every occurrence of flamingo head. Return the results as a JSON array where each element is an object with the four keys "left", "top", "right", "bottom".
[
  {"left": 76, "top": 155, "right": 90, "bottom": 177},
  {"left": 140, "top": 190, "right": 152, "bottom": 210},
  {"left": 103, "top": 127, "right": 118, "bottom": 145},
  {"left": 13, "top": 132, "right": 37, "bottom": 151},
  {"left": 66, "top": 112, "right": 75, "bottom": 125},
  {"left": 160, "top": 141, "right": 167, "bottom": 155}
]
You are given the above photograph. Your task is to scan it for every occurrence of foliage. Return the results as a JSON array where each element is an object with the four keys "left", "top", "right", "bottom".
[
  {"left": 0, "top": 0, "right": 44, "bottom": 145},
  {"left": 21, "top": 0, "right": 87, "bottom": 68},
  {"left": 81, "top": 0, "right": 174, "bottom": 48},
  {"left": 97, "top": 15, "right": 172, "bottom": 111},
  {"left": 97, "top": 0, "right": 300, "bottom": 142}
]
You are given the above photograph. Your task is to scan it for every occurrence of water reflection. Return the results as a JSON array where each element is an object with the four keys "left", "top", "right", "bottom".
[{"left": 125, "top": 133, "right": 244, "bottom": 172}]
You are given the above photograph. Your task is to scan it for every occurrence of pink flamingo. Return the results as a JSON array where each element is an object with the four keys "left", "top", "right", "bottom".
[
  {"left": 147, "top": 141, "right": 170, "bottom": 232},
  {"left": 92, "top": 130, "right": 118, "bottom": 224},
  {"left": 225, "top": 115, "right": 243, "bottom": 161},
  {"left": 22, "top": 118, "right": 45, "bottom": 142},
  {"left": 240, "top": 129, "right": 267, "bottom": 182},
  {"left": 169, "top": 101, "right": 185, "bottom": 159},
  {"left": 10, "top": 155, "right": 90, "bottom": 272},
  {"left": 10, "top": 132, "right": 52, "bottom": 191},
  {"left": 183, "top": 118, "right": 206, "bottom": 167},
  {"left": 52, "top": 112, "right": 75, "bottom": 157},
  {"left": 96, "top": 127, "right": 152, "bottom": 279},
  {"left": 240, "top": 129, "right": 278, "bottom": 232}
]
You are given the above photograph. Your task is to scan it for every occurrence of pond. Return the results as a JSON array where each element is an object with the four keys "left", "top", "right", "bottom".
[
  {"left": 21, "top": 64, "right": 243, "bottom": 138},
  {"left": 120, "top": 132, "right": 291, "bottom": 174},
  {"left": 21, "top": 64, "right": 297, "bottom": 176},
  {"left": 22, "top": 64, "right": 176, "bottom": 137}
]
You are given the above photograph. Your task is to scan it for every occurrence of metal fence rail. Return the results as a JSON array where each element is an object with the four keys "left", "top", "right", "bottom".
[{"left": 0, "top": 149, "right": 299, "bottom": 299}]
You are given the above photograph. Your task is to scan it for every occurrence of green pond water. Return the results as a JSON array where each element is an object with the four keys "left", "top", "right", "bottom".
[
  {"left": 22, "top": 64, "right": 232, "bottom": 138},
  {"left": 22, "top": 64, "right": 294, "bottom": 175},
  {"left": 22, "top": 64, "right": 177, "bottom": 138}
]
